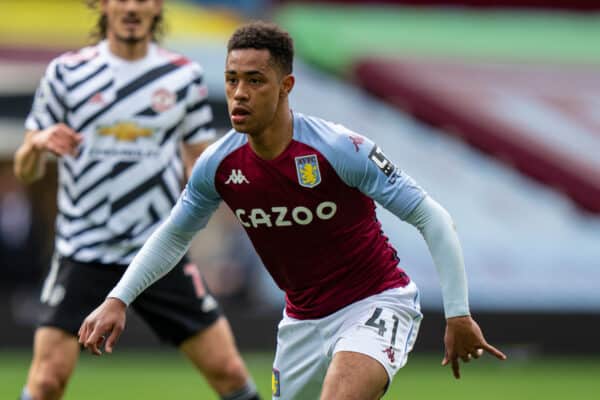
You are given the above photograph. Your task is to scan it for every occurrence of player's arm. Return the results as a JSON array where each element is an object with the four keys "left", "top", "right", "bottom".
[
  {"left": 333, "top": 133, "right": 506, "bottom": 378},
  {"left": 405, "top": 197, "right": 469, "bottom": 318},
  {"left": 404, "top": 197, "right": 506, "bottom": 378},
  {"left": 14, "top": 125, "right": 82, "bottom": 183},
  {"left": 181, "top": 141, "right": 211, "bottom": 180},
  {"left": 15, "top": 58, "right": 81, "bottom": 183},
  {"left": 78, "top": 153, "right": 222, "bottom": 355},
  {"left": 78, "top": 200, "right": 216, "bottom": 355},
  {"left": 78, "top": 212, "right": 198, "bottom": 355}
]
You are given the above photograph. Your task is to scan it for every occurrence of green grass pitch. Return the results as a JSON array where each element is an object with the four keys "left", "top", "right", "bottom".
[{"left": 1, "top": 351, "right": 599, "bottom": 399}]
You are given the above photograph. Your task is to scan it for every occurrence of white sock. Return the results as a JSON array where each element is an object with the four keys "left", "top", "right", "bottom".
[{"left": 20, "top": 387, "right": 34, "bottom": 400}]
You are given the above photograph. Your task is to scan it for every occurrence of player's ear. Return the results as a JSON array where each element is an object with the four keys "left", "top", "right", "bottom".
[{"left": 280, "top": 74, "right": 295, "bottom": 97}]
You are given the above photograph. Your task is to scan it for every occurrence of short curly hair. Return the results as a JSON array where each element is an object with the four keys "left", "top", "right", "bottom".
[
  {"left": 85, "top": 0, "right": 165, "bottom": 43},
  {"left": 227, "top": 21, "right": 294, "bottom": 75}
]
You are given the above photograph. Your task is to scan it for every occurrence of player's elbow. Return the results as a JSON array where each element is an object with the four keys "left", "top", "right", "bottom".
[{"left": 13, "top": 162, "right": 40, "bottom": 184}]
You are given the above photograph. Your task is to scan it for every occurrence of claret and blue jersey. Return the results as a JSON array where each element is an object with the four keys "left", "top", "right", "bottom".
[{"left": 174, "top": 112, "right": 426, "bottom": 319}]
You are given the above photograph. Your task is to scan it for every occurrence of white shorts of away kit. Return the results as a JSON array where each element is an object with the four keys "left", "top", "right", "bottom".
[{"left": 271, "top": 281, "right": 422, "bottom": 399}]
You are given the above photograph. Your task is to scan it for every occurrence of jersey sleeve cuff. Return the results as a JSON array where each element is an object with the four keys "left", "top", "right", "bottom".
[{"left": 444, "top": 302, "right": 471, "bottom": 319}]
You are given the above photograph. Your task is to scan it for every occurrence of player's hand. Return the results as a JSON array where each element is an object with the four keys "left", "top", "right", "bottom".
[
  {"left": 442, "top": 315, "right": 506, "bottom": 379},
  {"left": 78, "top": 297, "right": 127, "bottom": 356},
  {"left": 30, "top": 123, "right": 82, "bottom": 157}
]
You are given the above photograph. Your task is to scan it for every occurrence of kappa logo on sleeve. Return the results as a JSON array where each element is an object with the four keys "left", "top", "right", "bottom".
[
  {"left": 348, "top": 134, "right": 365, "bottom": 152},
  {"left": 368, "top": 145, "right": 397, "bottom": 177}
]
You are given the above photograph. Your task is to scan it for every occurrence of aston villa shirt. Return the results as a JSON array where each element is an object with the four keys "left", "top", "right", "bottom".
[{"left": 174, "top": 112, "right": 426, "bottom": 319}]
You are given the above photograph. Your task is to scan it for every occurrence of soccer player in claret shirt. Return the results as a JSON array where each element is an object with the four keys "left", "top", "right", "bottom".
[
  {"left": 79, "top": 21, "right": 507, "bottom": 399},
  {"left": 13, "top": 1, "right": 260, "bottom": 400}
]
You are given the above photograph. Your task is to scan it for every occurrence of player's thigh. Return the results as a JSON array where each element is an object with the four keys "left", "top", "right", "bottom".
[
  {"left": 28, "top": 327, "right": 80, "bottom": 384},
  {"left": 272, "top": 316, "right": 327, "bottom": 400},
  {"left": 321, "top": 351, "right": 387, "bottom": 400},
  {"left": 329, "top": 284, "right": 422, "bottom": 396},
  {"left": 132, "top": 259, "right": 221, "bottom": 346}
]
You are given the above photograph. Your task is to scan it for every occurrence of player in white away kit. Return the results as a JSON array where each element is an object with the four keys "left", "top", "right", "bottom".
[
  {"left": 13, "top": 2, "right": 260, "bottom": 400},
  {"left": 79, "top": 22, "right": 507, "bottom": 399}
]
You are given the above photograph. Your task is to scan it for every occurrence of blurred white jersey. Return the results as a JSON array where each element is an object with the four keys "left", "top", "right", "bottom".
[{"left": 25, "top": 40, "right": 215, "bottom": 264}]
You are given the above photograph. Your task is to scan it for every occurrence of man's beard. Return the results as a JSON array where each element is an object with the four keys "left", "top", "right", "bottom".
[{"left": 116, "top": 33, "right": 146, "bottom": 45}]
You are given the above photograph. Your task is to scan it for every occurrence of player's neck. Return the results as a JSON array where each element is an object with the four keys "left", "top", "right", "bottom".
[
  {"left": 248, "top": 109, "right": 293, "bottom": 160},
  {"left": 106, "top": 34, "right": 151, "bottom": 61}
]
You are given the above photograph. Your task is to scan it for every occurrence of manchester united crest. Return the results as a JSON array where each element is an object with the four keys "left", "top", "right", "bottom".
[
  {"left": 151, "top": 88, "right": 175, "bottom": 112},
  {"left": 295, "top": 154, "right": 321, "bottom": 188}
]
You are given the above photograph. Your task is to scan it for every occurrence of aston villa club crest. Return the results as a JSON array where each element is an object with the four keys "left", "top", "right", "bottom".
[
  {"left": 295, "top": 154, "right": 321, "bottom": 188},
  {"left": 272, "top": 368, "right": 281, "bottom": 397}
]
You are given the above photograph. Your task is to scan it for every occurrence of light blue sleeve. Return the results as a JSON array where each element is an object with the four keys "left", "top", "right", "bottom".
[
  {"left": 107, "top": 216, "right": 195, "bottom": 305},
  {"left": 404, "top": 196, "right": 470, "bottom": 318},
  {"left": 170, "top": 140, "right": 224, "bottom": 232},
  {"left": 338, "top": 136, "right": 426, "bottom": 219}
]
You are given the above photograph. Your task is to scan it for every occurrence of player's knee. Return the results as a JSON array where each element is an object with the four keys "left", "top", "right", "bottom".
[
  {"left": 221, "top": 356, "right": 247, "bottom": 382},
  {"left": 210, "top": 355, "right": 248, "bottom": 386},
  {"left": 30, "top": 362, "right": 70, "bottom": 399},
  {"left": 30, "top": 374, "right": 65, "bottom": 399}
]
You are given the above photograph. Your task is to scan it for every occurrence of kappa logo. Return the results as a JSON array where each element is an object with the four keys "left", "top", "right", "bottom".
[
  {"left": 89, "top": 92, "right": 105, "bottom": 105},
  {"left": 225, "top": 169, "right": 250, "bottom": 184},
  {"left": 383, "top": 346, "right": 396, "bottom": 364},
  {"left": 348, "top": 134, "right": 365, "bottom": 152}
]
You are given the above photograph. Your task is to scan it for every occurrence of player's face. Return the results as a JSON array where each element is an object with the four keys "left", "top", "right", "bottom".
[
  {"left": 225, "top": 49, "right": 291, "bottom": 136},
  {"left": 101, "top": 0, "right": 162, "bottom": 44}
]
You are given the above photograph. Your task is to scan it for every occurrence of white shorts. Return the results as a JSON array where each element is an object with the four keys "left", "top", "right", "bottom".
[{"left": 271, "top": 282, "right": 422, "bottom": 399}]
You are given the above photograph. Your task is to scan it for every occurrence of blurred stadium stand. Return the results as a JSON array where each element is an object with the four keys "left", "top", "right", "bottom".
[
  {"left": 355, "top": 59, "right": 600, "bottom": 213},
  {"left": 1, "top": 0, "right": 599, "bottom": 354}
]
